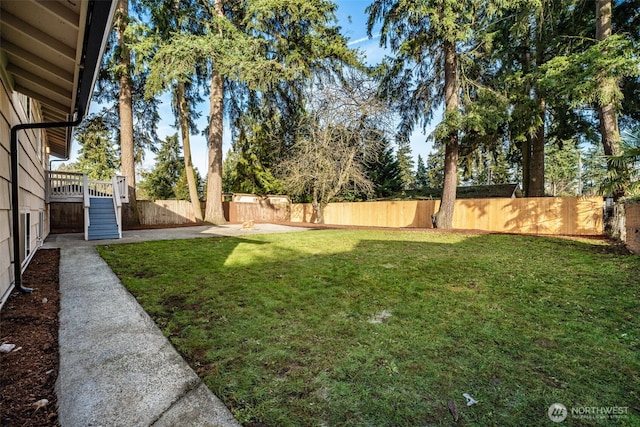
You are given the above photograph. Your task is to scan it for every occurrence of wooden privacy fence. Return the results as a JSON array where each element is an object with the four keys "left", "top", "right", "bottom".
[
  {"left": 137, "top": 200, "right": 205, "bottom": 225},
  {"left": 291, "top": 197, "right": 604, "bottom": 235},
  {"left": 136, "top": 198, "right": 289, "bottom": 225},
  {"left": 225, "top": 198, "right": 290, "bottom": 223},
  {"left": 624, "top": 203, "right": 640, "bottom": 253},
  {"left": 64, "top": 196, "right": 602, "bottom": 236}
]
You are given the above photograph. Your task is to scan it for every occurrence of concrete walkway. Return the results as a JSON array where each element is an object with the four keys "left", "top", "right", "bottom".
[{"left": 43, "top": 224, "right": 310, "bottom": 427}]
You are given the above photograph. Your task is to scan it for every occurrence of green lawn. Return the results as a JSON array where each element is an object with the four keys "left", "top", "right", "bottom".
[{"left": 98, "top": 230, "right": 640, "bottom": 426}]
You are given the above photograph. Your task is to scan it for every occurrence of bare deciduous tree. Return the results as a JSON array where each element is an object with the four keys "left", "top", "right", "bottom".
[{"left": 278, "top": 72, "right": 393, "bottom": 223}]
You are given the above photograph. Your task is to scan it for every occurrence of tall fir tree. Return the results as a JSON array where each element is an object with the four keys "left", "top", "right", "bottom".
[
  {"left": 145, "top": 0, "right": 358, "bottom": 224},
  {"left": 581, "top": 144, "right": 608, "bottom": 195},
  {"left": 368, "top": 0, "right": 513, "bottom": 228},
  {"left": 133, "top": 0, "right": 207, "bottom": 221},
  {"left": 425, "top": 146, "right": 445, "bottom": 190},
  {"left": 414, "top": 155, "right": 429, "bottom": 190},
  {"left": 139, "top": 134, "right": 185, "bottom": 200},
  {"left": 395, "top": 137, "right": 414, "bottom": 190},
  {"left": 460, "top": 143, "right": 513, "bottom": 186},
  {"left": 91, "top": 0, "right": 161, "bottom": 225},
  {"left": 116, "top": 0, "right": 137, "bottom": 222},
  {"left": 538, "top": 1, "right": 639, "bottom": 197},
  {"left": 175, "top": 168, "right": 204, "bottom": 201},
  {"left": 545, "top": 142, "right": 581, "bottom": 196},
  {"left": 74, "top": 116, "right": 120, "bottom": 181},
  {"left": 366, "top": 139, "right": 403, "bottom": 198}
]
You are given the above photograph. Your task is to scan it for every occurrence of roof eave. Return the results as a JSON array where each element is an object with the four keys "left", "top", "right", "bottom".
[{"left": 59, "top": 0, "right": 117, "bottom": 159}]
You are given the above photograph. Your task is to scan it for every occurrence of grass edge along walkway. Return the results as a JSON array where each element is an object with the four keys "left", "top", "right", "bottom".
[{"left": 98, "top": 229, "right": 640, "bottom": 426}]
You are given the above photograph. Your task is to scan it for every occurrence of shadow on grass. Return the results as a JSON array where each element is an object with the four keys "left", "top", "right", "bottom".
[{"left": 99, "top": 231, "right": 640, "bottom": 427}]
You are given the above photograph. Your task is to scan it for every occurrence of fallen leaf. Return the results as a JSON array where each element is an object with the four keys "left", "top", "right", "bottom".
[{"left": 447, "top": 399, "right": 460, "bottom": 422}]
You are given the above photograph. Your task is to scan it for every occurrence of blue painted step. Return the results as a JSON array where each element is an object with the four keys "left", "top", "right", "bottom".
[{"left": 88, "top": 197, "right": 119, "bottom": 240}]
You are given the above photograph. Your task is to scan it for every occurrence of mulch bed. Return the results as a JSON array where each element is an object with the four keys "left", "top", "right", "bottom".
[{"left": 0, "top": 249, "right": 60, "bottom": 426}]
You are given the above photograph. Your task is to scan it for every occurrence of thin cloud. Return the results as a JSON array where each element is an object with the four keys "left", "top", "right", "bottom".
[{"left": 348, "top": 33, "right": 380, "bottom": 46}]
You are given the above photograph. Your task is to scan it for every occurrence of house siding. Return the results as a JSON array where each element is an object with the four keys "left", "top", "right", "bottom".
[{"left": 0, "top": 78, "right": 50, "bottom": 307}]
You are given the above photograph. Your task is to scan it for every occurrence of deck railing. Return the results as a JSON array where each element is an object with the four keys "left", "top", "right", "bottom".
[
  {"left": 46, "top": 171, "right": 84, "bottom": 202},
  {"left": 46, "top": 171, "right": 128, "bottom": 203},
  {"left": 112, "top": 176, "right": 123, "bottom": 239}
]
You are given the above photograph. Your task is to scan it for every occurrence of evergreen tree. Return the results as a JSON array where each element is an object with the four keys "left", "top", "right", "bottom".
[
  {"left": 55, "top": 162, "right": 81, "bottom": 173},
  {"left": 222, "top": 148, "right": 239, "bottom": 194},
  {"left": 581, "top": 144, "right": 608, "bottom": 195},
  {"left": 596, "top": 0, "right": 621, "bottom": 160},
  {"left": 133, "top": 0, "right": 207, "bottom": 221},
  {"left": 395, "top": 137, "right": 414, "bottom": 190},
  {"left": 539, "top": 1, "right": 639, "bottom": 198},
  {"left": 74, "top": 116, "right": 120, "bottom": 181},
  {"left": 139, "top": 134, "right": 184, "bottom": 200},
  {"left": 223, "top": 111, "right": 284, "bottom": 195},
  {"left": 414, "top": 155, "right": 429, "bottom": 190},
  {"left": 490, "top": 1, "right": 588, "bottom": 197},
  {"left": 92, "top": 0, "right": 161, "bottom": 225},
  {"left": 460, "top": 143, "right": 513, "bottom": 186},
  {"left": 367, "top": 0, "right": 512, "bottom": 228},
  {"left": 145, "top": 0, "right": 358, "bottom": 224},
  {"left": 425, "top": 146, "right": 445, "bottom": 189},
  {"left": 366, "top": 139, "right": 403, "bottom": 198},
  {"left": 546, "top": 142, "right": 580, "bottom": 196},
  {"left": 616, "top": 0, "right": 640, "bottom": 127},
  {"left": 175, "top": 168, "right": 204, "bottom": 201}
]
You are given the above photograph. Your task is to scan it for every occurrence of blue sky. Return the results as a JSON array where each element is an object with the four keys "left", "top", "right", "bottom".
[{"left": 77, "top": 0, "right": 436, "bottom": 175}]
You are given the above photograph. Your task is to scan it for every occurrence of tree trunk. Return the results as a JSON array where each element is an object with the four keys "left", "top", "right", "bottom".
[
  {"left": 204, "top": 0, "right": 226, "bottom": 224},
  {"left": 596, "top": 0, "right": 624, "bottom": 198},
  {"left": 116, "top": 0, "right": 139, "bottom": 225},
  {"left": 312, "top": 202, "right": 324, "bottom": 224},
  {"left": 204, "top": 68, "right": 226, "bottom": 224},
  {"left": 522, "top": 136, "right": 532, "bottom": 196},
  {"left": 520, "top": 43, "right": 532, "bottom": 197},
  {"left": 308, "top": 185, "right": 323, "bottom": 223},
  {"left": 177, "top": 82, "right": 203, "bottom": 222},
  {"left": 433, "top": 40, "right": 459, "bottom": 229},
  {"left": 598, "top": 104, "right": 620, "bottom": 157},
  {"left": 596, "top": 0, "right": 617, "bottom": 155},
  {"left": 529, "top": 97, "right": 545, "bottom": 197},
  {"left": 528, "top": 27, "right": 546, "bottom": 198}
]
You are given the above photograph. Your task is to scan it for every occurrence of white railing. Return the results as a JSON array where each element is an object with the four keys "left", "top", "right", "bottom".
[
  {"left": 82, "top": 175, "right": 123, "bottom": 241},
  {"left": 115, "top": 175, "right": 129, "bottom": 203},
  {"left": 47, "top": 171, "right": 84, "bottom": 202},
  {"left": 87, "top": 179, "right": 115, "bottom": 198},
  {"left": 46, "top": 171, "right": 126, "bottom": 241},
  {"left": 83, "top": 175, "right": 90, "bottom": 241},
  {"left": 46, "top": 171, "right": 128, "bottom": 203},
  {"left": 112, "top": 176, "right": 123, "bottom": 239}
]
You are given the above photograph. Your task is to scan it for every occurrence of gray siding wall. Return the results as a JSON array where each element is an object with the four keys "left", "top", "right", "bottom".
[{"left": 1, "top": 78, "right": 50, "bottom": 307}]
